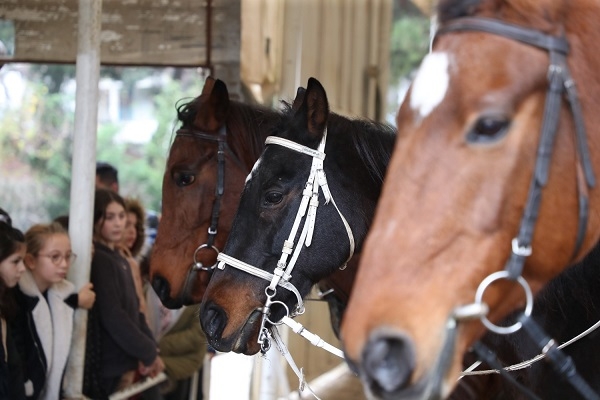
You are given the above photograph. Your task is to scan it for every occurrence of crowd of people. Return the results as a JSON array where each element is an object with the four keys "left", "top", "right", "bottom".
[{"left": 0, "top": 161, "right": 207, "bottom": 400}]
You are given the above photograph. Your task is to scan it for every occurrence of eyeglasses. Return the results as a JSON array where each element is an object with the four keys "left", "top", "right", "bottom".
[{"left": 38, "top": 252, "right": 77, "bottom": 265}]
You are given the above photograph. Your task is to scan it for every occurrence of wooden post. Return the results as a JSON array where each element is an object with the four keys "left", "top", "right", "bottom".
[{"left": 63, "top": 0, "right": 101, "bottom": 398}]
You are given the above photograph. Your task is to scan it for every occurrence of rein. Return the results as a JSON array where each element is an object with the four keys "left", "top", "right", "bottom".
[
  {"left": 434, "top": 17, "right": 598, "bottom": 399},
  {"left": 175, "top": 126, "right": 229, "bottom": 272}
]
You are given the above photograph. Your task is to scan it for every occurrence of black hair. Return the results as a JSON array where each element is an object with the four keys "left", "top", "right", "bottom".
[
  {"left": 0, "top": 208, "right": 24, "bottom": 320},
  {"left": 0, "top": 208, "right": 24, "bottom": 266},
  {"left": 96, "top": 161, "right": 119, "bottom": 188}
]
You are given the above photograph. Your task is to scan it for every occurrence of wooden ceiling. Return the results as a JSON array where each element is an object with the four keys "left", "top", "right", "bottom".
[{"left": 0, "top": 0, "right": 239, "bottom": 67}]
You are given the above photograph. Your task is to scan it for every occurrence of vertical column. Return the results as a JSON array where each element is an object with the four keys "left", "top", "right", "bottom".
[{"left": 63, "top": 0, "right": 101, "bottom": 398}]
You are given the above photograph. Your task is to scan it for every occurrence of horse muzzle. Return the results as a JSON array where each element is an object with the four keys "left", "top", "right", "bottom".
[{"left": 200, "top": 301, "right": 263, "bottom": 355}]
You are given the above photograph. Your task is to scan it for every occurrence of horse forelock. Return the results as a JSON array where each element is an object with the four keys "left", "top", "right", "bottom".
[{"left": 176, "top": 94, "right": 204, "bottom": 127}]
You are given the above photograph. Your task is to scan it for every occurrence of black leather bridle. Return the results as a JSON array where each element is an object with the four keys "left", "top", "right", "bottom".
[
  {"left": 434, "top": 17, "right": 598, "bottom": 400},
  {"left": 175, "top": 126, "right": 228, "bottom": 272}
]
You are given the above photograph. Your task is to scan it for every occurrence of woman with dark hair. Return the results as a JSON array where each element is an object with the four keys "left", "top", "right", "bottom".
[
  {"left": 123, "top": 197, "right": 146, "bottom": 260},
  {"left": 84, "top": 189, "right": 163, "bottom": 398},
  {"left": 120, "top": 197, "right": 148, "bottom": 319},
  {"left": 0, "top": 208, "right": 26, "bottom": 400}
]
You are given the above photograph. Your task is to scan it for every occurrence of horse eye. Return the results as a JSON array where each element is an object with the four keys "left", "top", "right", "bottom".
[
  {"left": 172, "top": 171, "right": 196, "bottom": 187},
  {"left": 467, "top": 116, "right": 510, "bottom": 144},
  {"left": 265, "top": 191, "right": 283, "bottom": 205}
]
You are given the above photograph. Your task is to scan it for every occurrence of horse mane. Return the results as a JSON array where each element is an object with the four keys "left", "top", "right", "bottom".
[
  {"left": 275, "top": 107, "right": 395, "bottom": 186},
  {"left": 328, "top": 113, "right": 396, "bottom": 185},
  {"left": 225, "top": 100, "right": 280, "bottom": 168},
  {"left": 535, "top": 242, "right": 600, "bottom": 322}
]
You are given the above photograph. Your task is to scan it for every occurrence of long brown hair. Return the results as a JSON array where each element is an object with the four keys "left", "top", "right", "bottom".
[
  {"left": 93, "top": 188, "right": 126, "bottom": 244},
  {"left": 124, "top": 197, "right": 146, "bottom": 258}
]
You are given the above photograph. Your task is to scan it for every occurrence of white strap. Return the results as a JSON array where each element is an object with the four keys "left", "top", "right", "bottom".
[
  {"left": 281, "top": 316, "right": 344, "bottom": 358},
  {"left": 217, "top": 253, "right": 304, "bottom": 311},
  {"left": 266, "top": 130, "right": 355, "bottom": 284},
  {"left": 265, "top": 136, "right": 326, "bottom": 160},
  {"left": 270, "top": 327, "right": 322, "bottom": 400}
]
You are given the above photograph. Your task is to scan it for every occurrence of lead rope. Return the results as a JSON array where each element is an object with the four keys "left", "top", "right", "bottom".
[
  {"left": 461, "top": 317, "right": 600, "bottom": 377},
  {"left": 266, "top": 316, "right": 346, "bottom": 400}
]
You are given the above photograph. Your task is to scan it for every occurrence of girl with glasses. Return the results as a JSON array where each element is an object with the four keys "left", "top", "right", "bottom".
[{"left": 12, "top": 222, "right": 95, "bottom": 400}]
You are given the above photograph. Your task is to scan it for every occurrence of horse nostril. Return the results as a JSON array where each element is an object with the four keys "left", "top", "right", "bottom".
[
  {"left": 363, "top": 333, "right": 415, "bottom": 395},
  {"left": 151, "top": 275, "right": 171, "bottom": 302},
  {"left": 200, "top": 302, "right": 228, "bottom": 340}
]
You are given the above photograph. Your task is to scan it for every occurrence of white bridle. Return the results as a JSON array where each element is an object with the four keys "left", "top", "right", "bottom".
[{"left": 216, "top": 129, "right": 355, "bottom": 350}]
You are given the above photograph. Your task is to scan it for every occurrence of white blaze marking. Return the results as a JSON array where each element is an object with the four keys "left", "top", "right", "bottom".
[
  {"left": 409, "top": 52, "right": 450, "bottom": 119},
  {"left": 245, "top": 158, "right": 261, "bottom": 184}
]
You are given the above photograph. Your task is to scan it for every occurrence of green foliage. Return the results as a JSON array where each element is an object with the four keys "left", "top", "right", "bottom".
[
  {"left": 0, "top": 64, "right": 204, "bottom": 228},
  {"left": 389, "top": 15, "right": 430, "bottom": 84},
  {"left": 102, "top": 78, "right": 204, "bottom": 213}
]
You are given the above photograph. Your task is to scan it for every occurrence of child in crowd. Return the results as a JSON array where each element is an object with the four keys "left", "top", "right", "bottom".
[
  {"left": 0, "top": 208, "right": 26, "bottom": 400},
  {"left": 12, "top": 222, "right": 95, "bottom": 400},
  {"left": 86, "top": 189, "right": 163, "bottom": 396}
]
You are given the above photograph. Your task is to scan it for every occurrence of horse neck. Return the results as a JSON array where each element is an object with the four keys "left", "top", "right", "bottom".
[{"left": 318, "top": 255, "right": 361, "bottom": 337}]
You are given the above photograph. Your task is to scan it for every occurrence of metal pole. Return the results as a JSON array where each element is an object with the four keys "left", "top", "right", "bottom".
[{"left": 63, "top": 0, "right": 102, "bottom": 398}]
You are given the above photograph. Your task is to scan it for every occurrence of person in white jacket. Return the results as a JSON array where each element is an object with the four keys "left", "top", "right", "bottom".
[{"left": 12, "top": 222, "right": 95, "bottom": 400}]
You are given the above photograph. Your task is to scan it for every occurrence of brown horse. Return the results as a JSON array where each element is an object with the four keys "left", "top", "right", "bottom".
[
  {"left": 150, "top": 77, "right": 282, "bottom": 308},
  {"left": 341, "top": 0, "right": 600, "bottom": 398}
]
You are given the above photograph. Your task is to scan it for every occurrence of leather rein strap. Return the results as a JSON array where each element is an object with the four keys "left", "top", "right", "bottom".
[
  {"left": 176, "top": 126, "right": 228, "bottom": 271},
  {"left": 437, "top": 17, "right": 596, "bottom": 275},
  {"left": 436, "top": 17, "right": 598, "bottom": 400}
]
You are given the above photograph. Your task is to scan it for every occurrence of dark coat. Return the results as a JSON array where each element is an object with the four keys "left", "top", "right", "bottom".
[
  {"left": 89, "top": 243, "right": 157, "bottom": 380},
  {"left": 0, "top": 318, "right": 26, "bottom": 400}
]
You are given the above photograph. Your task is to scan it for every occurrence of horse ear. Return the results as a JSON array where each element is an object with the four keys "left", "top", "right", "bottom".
[
  {"left": 195, "top": 78, "right": 230, "bottom": 131},
  {"left": 300, "top": 77, "right": 329, "bottom": 139},
  {"left": 291, "top": 87, "right": 306, "bottom": 111},
  {"left": 202, "top": 76, "right": 216, "bottom": 95}
]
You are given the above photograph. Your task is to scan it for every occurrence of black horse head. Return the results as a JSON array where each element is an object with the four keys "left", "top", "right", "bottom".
[{"left": 200, "top": 77, "right": 396, "bottom": 355}]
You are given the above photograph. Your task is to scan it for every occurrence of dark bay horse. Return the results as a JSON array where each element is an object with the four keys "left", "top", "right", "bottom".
[
  {"left": 150, "top": 77, "right": 282, "bottom": 308},
  {"left": 199, "top": 77, "right": 396, "bottom": 355},
  {"left": 341, "top": 0, "right": 600, "bottom": 398}
]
